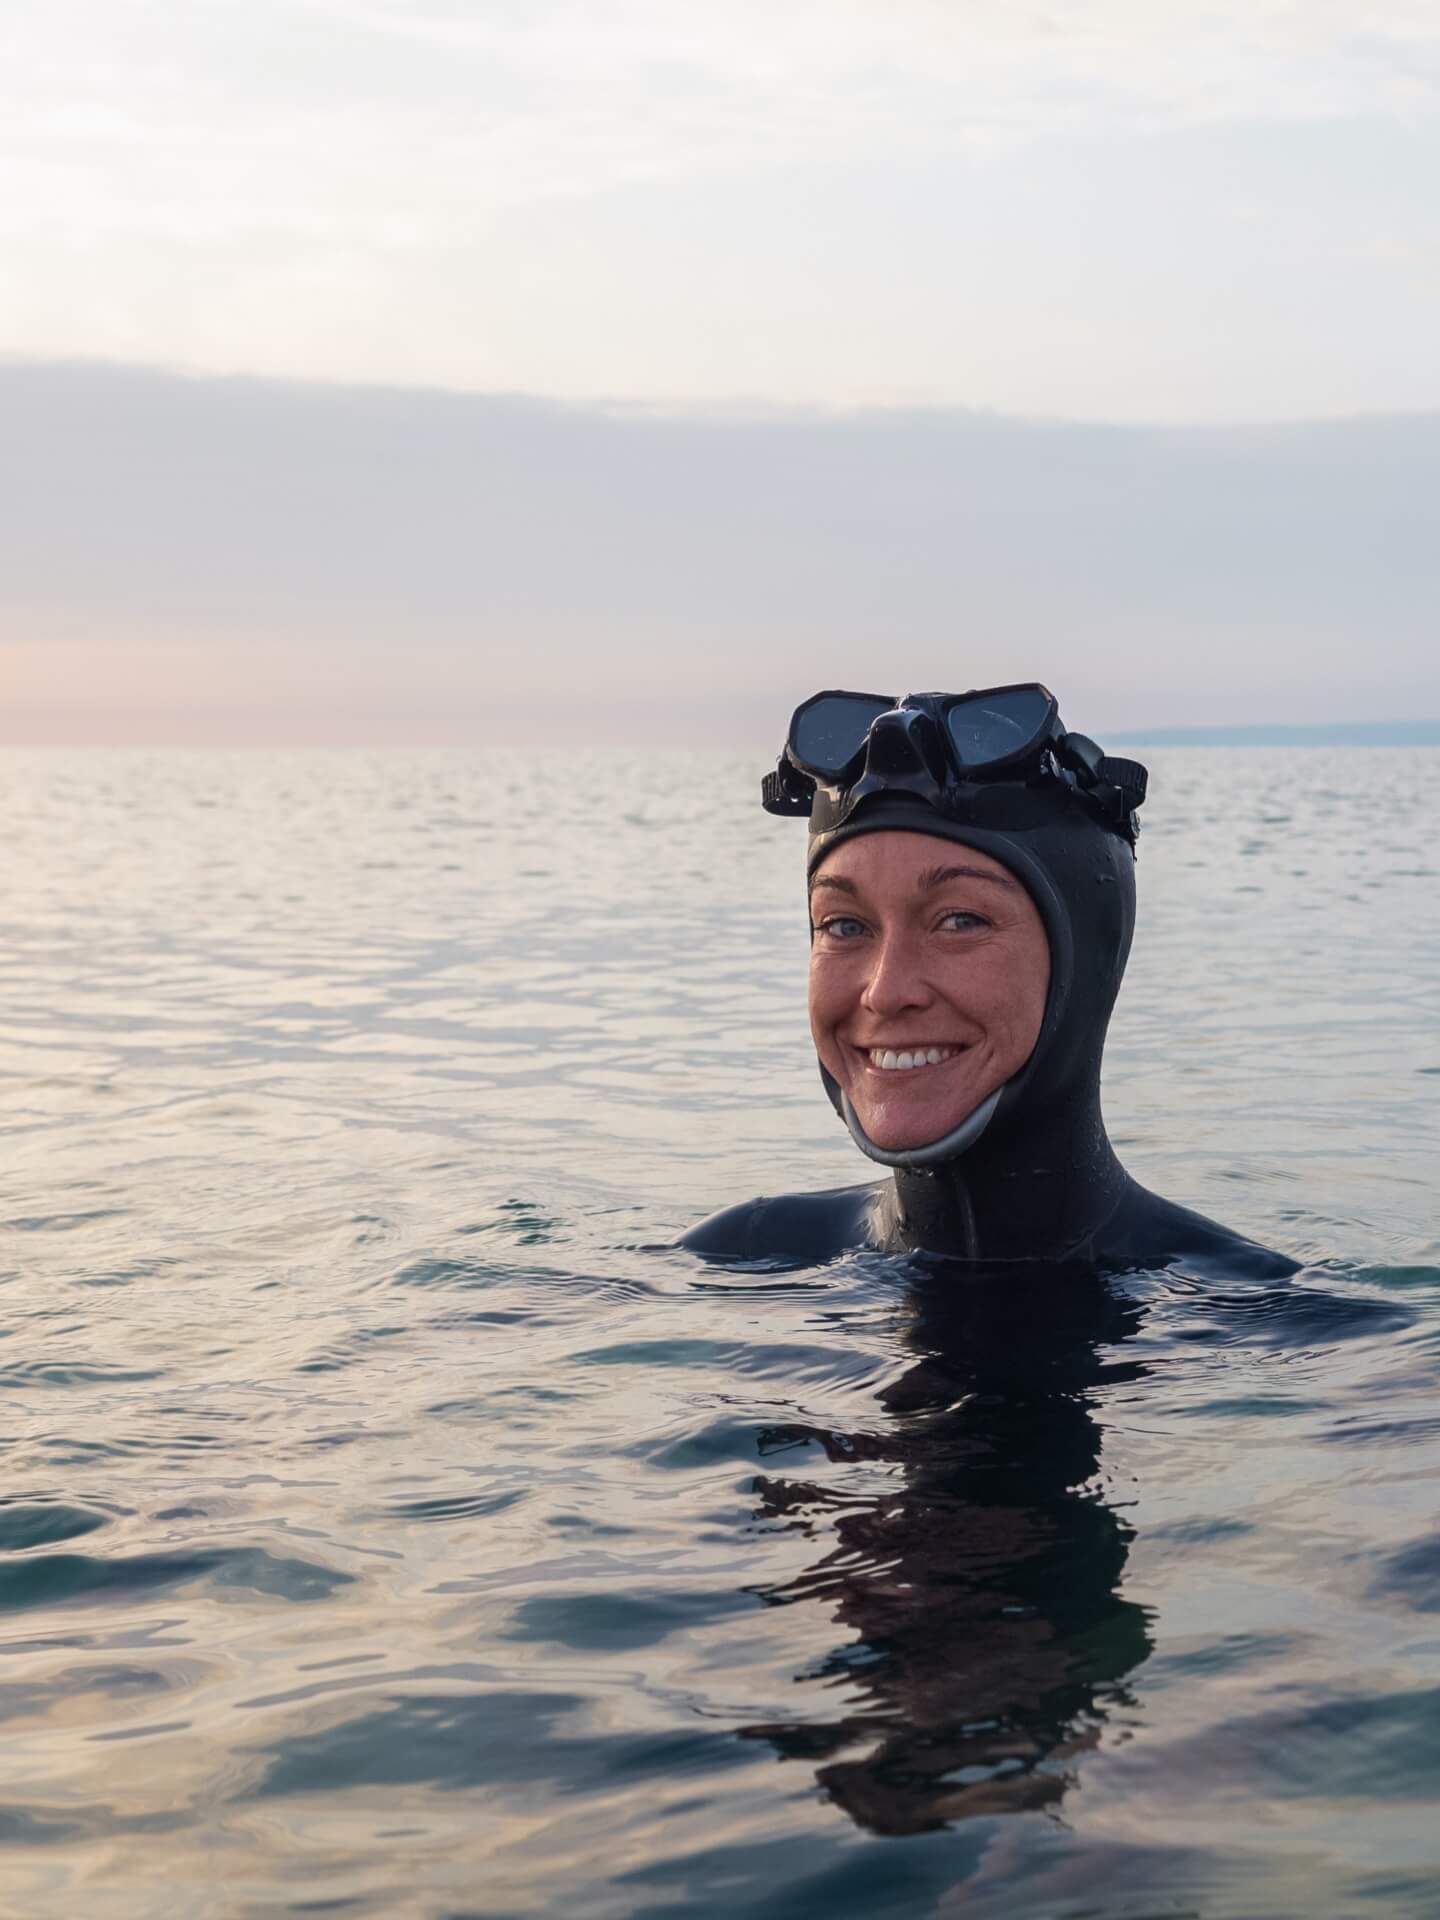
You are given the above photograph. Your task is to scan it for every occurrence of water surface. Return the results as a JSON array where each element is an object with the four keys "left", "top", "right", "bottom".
[{"left": 0, "top": 747, "right": 1437, "bottom": 1916}]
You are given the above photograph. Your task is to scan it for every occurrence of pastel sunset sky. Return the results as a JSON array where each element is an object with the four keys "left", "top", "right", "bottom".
[{"left": 5, "top": 1, "right": 1438, "bottom": 741}]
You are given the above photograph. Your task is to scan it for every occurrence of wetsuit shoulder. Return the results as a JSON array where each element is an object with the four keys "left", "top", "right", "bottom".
[
  {"left": 1095, "top": 1181, "right": 1298, "bottom": 1280},
  {"left": 680, "top": 1184, "right": 882, "bottom": 1266}
]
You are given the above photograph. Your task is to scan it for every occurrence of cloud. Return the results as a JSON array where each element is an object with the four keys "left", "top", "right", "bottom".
[
  {"left": 10, "top": 0, "right": 1440, "bottom": 223},
  {"left": 2, "top": 360, "right": 1437, "bottom": 744},
  {"left": 5, "top": 2, "right": 1440, "bottom": 413}
]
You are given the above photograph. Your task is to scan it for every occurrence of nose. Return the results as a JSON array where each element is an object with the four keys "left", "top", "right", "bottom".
[{"left": 860, "top": 926, "right": 933, "bottom": 1020}]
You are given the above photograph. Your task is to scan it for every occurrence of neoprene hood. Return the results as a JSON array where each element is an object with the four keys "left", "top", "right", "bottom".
[{"left": 804, "top": 696, "right": 1141, "bottom": 1260}]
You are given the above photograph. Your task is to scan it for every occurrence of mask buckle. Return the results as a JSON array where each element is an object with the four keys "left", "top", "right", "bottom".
[
  {"left": 761, "top": 759, "right": 815, "bottom": 816},
  {"left": 1056, "top": 733, "right": 1149, "bottom": 844}
]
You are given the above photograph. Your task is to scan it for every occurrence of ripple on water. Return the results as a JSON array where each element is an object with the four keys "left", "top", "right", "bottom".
[
  {"left": 244, "top": 1688, "right": 756, "bottom": 1802},
  {"left": 1370, "top": 1536, "right": 1440, "bottom": 1611},
  {"left": 504, "top": 1588, "right": 756, "bottom": 1652},
  {"left": 0, "top": 1504, "right": 110, "bottom": 1552},
  {"left": 379, "top": 1490, "right": 527, "bottom": 1524},
  {"left": 0, "top": 1547, "right": 353, "bottom": 1613}
]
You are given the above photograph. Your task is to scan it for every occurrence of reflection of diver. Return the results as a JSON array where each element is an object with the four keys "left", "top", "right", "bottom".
[
  {"left": 686, "top": 685, "right": 1292, "bottom": 1275},
  {"left": 741, "top": 1265, "right": 1152, "bottom": 1835}
]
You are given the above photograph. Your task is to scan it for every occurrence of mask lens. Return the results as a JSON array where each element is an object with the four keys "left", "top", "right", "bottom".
[
  {"left": 791, "top": 694, "right": 895, "bottom": 777},
  {"left": 945, "top": 687, "right": 1053, "bottom": 768}
]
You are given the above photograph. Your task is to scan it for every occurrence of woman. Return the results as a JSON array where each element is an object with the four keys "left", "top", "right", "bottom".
[{"left": 685, "top": 685, "right": 1291, "bottom": 1275}]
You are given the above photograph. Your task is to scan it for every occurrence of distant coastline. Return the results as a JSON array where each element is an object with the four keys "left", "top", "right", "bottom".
[{"left": 1107, "top": 721, "right": 1440, "bottom": 748}]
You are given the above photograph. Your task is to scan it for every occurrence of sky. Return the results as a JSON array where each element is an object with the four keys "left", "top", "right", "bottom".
[
  {"left": 7, "top": 0, "right": 1440, "bottom": 419},
  {"left": 3, "top": 1, "right": 1439, "bottom": 742}
]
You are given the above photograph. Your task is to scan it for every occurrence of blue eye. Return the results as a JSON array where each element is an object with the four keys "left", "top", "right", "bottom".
[
  {"left": 816, "top": 915, "right": 867, "bottom": 940},
  {"left": 940, "top": 910, "right": 989, "bottom": 932}
]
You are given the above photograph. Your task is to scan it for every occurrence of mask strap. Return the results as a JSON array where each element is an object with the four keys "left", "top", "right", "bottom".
[{"left": 839, "top": 1086, "right": 1003, "bottom": 1170}]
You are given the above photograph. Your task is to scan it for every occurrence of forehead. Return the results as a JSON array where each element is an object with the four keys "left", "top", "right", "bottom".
[{"left": 810, "top": 829, "right": 1018, "bottom": 890}]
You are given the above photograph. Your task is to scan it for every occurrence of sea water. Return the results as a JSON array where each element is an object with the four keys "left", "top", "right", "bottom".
[{"left": 0, "top": 746, "right": 1436, "bottom": 1918}]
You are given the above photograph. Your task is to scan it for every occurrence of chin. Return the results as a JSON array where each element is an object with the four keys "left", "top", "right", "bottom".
[{"left": 849, "top": 1092, "right": 978, "bottom": 1152}]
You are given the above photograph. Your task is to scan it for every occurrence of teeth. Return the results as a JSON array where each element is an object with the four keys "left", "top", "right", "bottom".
[{"left": 868, "top": 1046, "right": 958, "bottom": 1071}]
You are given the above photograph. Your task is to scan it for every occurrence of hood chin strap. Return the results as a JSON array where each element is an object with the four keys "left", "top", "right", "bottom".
[{"left": 839, "top": 1085, "right": 1004, "bottom": 1171}]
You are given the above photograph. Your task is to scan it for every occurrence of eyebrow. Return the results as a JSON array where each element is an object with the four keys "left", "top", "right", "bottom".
[
  {"left": 808, "top": 863, "right": 1019, "bottom": 896},
  {"left": 920, "top": 863, "right": 1019, "bottom": 893}
]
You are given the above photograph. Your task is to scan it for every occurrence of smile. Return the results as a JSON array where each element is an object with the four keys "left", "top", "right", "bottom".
[{"left": 864, "top": 1045, "right": 964, "bottom": 1072}]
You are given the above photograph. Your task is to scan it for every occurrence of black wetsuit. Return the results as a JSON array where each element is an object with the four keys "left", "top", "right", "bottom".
[
  {"left": 684, "top": 770, "right": 1293, "bottom": 1279},
  {"left": 682, "top": 1169, "right": 1291, "bottom": 1277}
]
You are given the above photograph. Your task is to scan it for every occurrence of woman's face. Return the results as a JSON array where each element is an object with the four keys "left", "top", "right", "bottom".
[{"left": 808, "top": 830, "right": 1051, "bottom": 1152}]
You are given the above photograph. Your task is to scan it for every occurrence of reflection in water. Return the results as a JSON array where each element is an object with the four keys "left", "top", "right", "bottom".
[{"left": 742, "top": 1266, "right": 1152, "bottom": 1834}]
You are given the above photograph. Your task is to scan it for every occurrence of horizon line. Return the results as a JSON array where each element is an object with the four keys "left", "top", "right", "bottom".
[
  {"left": 3, "top": 721, "right": 1439, "bottom": 753},
  {"left": 1108, "top": 720, "right": 1440, "bottom": 746}
]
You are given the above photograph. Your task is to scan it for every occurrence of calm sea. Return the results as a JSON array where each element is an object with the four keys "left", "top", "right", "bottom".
[{"left": 1, "top": 747, "right": 1437, "bottom": 1918}]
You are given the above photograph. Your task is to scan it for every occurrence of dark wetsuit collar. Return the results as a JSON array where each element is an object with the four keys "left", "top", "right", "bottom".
[{"left": 873, "top": 1075, "right": 1132, "bottom": 1262}]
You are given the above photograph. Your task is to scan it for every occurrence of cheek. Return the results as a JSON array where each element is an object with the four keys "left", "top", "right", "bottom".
[
  {"left": 939, "top": 942, "right": 1049, "bottom": 1048},
  {"left": 807, "top": 956, "right": 851, "bottom": 1053},
  {"left": 993, "top": 945, "right": 1050, "bottom": 1055}
]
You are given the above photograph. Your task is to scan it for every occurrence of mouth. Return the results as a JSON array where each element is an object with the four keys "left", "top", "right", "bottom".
[{"left": 859, "top": 1043, "right": 968, "bottom": 1074}]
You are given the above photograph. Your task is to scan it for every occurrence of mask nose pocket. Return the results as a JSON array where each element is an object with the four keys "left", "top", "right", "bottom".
[{"left": 862, "top": 709, "right": 948, "bottom": 784}]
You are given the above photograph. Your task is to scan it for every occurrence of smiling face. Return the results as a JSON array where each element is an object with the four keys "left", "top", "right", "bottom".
[{"left": 808, "top": 830, "right": 1051, "bottom": 1152}]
